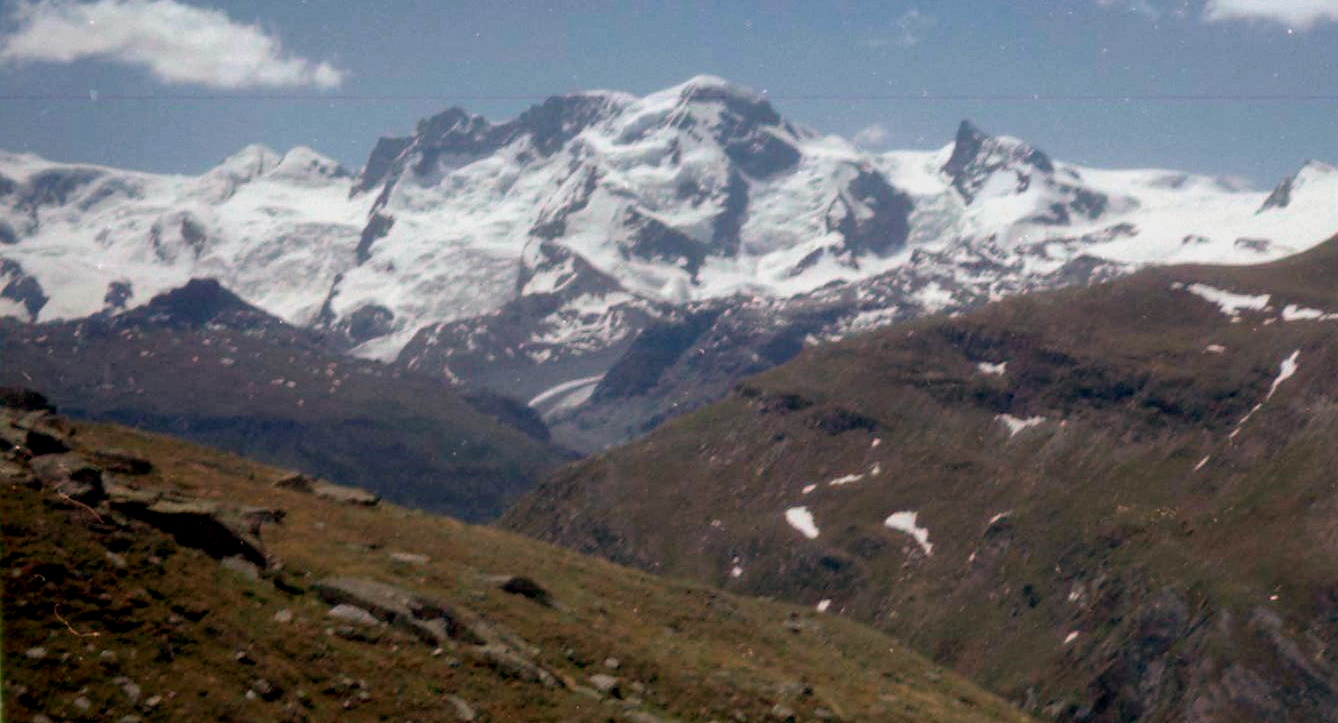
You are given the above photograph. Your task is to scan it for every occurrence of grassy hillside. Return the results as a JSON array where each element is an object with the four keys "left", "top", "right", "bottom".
[
  {"left": 504, "top": 237, "right": 1338, "bottom": 721},
  {"left": 2, "top": 398, "right": 1032, "bottom": 723},
  {"left": 0, "top": 280, "right": 568, "bottom": 521}
]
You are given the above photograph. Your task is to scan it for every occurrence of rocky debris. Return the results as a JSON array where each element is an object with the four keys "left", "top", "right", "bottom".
[
  {"left": 472, "top": 645, "right": 559, "bottom": 688},
  {"left": 313, "top": 576, "right": 564, "bottom": 689},
  {"left": 769, "top": 703, "right": 797, "bottom": 722},
  {"left": 273, "top": 472, "right": 379, "bottom": 506},
  {"left": 498, "top": 575, "right": 553, "bottom": 607},
  {"left": 29, "top": 452, "right": 105, "bottom": 504},
  {"left": 89, "top": 449, "right": 153, "bottom": 475}
]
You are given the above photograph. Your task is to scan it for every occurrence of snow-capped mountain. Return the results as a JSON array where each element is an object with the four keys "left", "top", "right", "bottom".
[{"left": 2, "top": 75, "right": 1335, "bottom": 449}]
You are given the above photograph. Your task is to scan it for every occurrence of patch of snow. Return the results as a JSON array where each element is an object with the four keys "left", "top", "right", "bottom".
[
  {"left": 1193, "top": 455, "right": 1211, "bottom": 471},
  {"left": 816, "top": 599, "right": 831, "bottom": 613},
  {"left": 1265, "top": 350, "right": 1300, "bottom": 401},
  {"left": 1175, "top": 283, "right": 1271, "bottom": 319},
  {"left": 977, "top": 361, "right": 1007, "bottom": 376},
  {"left": 828, "top": 472, "right": 864, "bottom": 487},
  {"left": 730, "top": 565, "right": 743, "bottom": 579},
  {"left": 1204, "top": 344, "right": 1227, "bottom": 354},
  {"left": 883, "top": 510, "right": 933, "bottom": 556},
  {"left": 1063, "top": 631, "right": 1080, "bottom": 645},
  {"left": 988, "top": 511, "right": 1011, "bottom": 526},
  {"left": 996, "top": 414, "right": 1046, "bottom": 437},
  {"left": 870, "top": 438, "right": 882, "bottom": 448},
  {"left": 784, "top": 506, "right": 820, "bottom": 540},
  {"left": 801, "top": 483, "right": 817, "bottom": 495}
]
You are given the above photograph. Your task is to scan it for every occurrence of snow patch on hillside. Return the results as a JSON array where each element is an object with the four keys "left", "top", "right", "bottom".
[
  {"left": 785, "top": 506, "right": 820, "bottom": 540},
  {"left": 883, "top": 511, "right": 933, "bottom": 555}
]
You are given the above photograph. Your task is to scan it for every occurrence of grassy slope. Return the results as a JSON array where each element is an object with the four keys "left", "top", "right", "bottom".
[
  {"left": 0, "top": 314, "right": 567, "bottom": 521},
  {"left": 503, "top": 238, "right": 1338, "bottom": 721},
  {"left": 2, "top": 417, "right": 1031, "bottom": 723}
]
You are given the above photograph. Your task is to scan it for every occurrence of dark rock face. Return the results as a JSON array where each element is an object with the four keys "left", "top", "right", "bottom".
[
  {"left": 16, "top": 168, "right": 104, "bottom": 212},
  {"left": 355, "top": 212, "right": 395, "bottom": 264},
  {"left": 1260, "top": 174, "right": 1294, "bottom": 212},
  {"left": 943, "top": 120, "right": 1054, "bottom": 203},
  {"left": 121, "top": 278, "right": 268, "bottom": 329},
  {"left": 591, "top": 309, "right": 723, "bottom": 402},
  {"left": 829, "top": 169, "right": 914, "bottom": 257},
  {"left": 337, "top": 303, "right": 395, "bottom": 346},
  {"left": 620, "top": 208, "right": 709, "bottom": 277},
  {"left": 0, "top": 220, "right": 17, "bottom": 245},
  {"left": 103, "top": 280, "right": 133, "bottom": 313},
  {"left": 0, "top": 259, "right": 48, "bottom": 321}
]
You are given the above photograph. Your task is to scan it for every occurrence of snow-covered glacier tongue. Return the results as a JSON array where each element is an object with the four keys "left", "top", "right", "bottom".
[{"left": 2, "top": 76, "right": 1336, "bottom": 450}]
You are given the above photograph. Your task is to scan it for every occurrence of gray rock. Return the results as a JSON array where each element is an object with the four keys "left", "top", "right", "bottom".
[
  {"left": 24, "top": 645, "right": 46, "bottom": 660},
  {"left": 590, "top": 673, "right": 622, "bottom": 698},
  {"left": 221, "top": 556, "right": 262, "bottom": 581},
  {"left": 250, "top": 678, "right": 282, "bottom": 702},
  {"left": 328, "top": 604, "right": 381, "bottom": 626},
  {"left": 273, "top": 609, "right": 294, "bottom": 624},
  {"left": 769, "top": 703, "right": 796, "bottom": 722},
  {"left": 604, "top": 657, "right": 622, "bottom": 670},
  {"left": 313, "top": 577, "right": 483, "bottom": 646},
  {"left": 446, "top": 694, "right": 478, "bottom": 721},
  {"left": 388, "top": 552, "right": 430, "bottom": 565}
]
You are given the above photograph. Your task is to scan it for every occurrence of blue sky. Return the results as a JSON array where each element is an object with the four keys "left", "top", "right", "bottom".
[{"left": 1, "top": 0, "right": 1334, "bottom": 186}]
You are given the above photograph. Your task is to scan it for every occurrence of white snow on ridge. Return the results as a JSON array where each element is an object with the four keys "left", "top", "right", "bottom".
[
  {"left": 784, "top": 506, "right": 821, "bottom": 540},
  {"left": 996, "top": 414, "right": 1046, "bottom": 437},
  {"left": 883, "top": 510, "right": 933, "bottom": 556}
]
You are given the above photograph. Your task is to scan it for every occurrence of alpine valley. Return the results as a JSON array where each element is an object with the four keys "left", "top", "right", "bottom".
[{"left": 2, "top": 76, "right": 1336, "bottom": 455}]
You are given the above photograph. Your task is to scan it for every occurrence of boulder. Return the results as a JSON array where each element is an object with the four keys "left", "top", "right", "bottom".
[
  {"left": 589, "top": 673, "right": 622, "bottom": 698},
  {"left": 499, "top": 575, "right": 553, "bottom": 607},
  {"left": 112, "top": 493, "right": 271, "bottom": 568},
  {"left": 29, "top": 452, "right": 104, "bottom": 503}
]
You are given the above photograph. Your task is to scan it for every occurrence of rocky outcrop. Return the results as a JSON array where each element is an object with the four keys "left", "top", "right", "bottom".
[
  {"left": 312, "top": 576, "right": 561, "bottom": 688},
  {"left": 273, "top": 473, "right": 380, "bottom": 506}
]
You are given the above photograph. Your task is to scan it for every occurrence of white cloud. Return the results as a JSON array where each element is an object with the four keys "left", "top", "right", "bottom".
[
  {"left": 852, "top": 123, "right": 890, "bottom": 149},
  {"left": 0, "top": 0, "right": 345, "bottom": 89},
  {"left": 895, "top": 8, "right": 937, "bottom": 48},
  {"left": 1203, "top": 0, "right": 1338, "bottom": 29}
]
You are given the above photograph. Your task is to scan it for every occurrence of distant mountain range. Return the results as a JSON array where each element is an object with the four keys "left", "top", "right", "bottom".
[{"left": 3, "top": 75, "right": 1336, "bottom": 450}]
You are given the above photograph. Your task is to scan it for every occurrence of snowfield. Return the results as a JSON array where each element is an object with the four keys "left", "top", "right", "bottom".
[{"left": 3, "top": 76, "right": 1336, "bottom": 407}]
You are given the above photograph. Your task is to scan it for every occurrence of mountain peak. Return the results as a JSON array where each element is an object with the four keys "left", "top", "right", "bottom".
[
  {"left": 941, "top": 120, "right": 1055, "bottom": 203},
  {"left": 213, "top": 143, "right": 281, "bottom": 178},
  {"left": 1259, "top": 159, "right": 1338, "bottom": 212}
]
